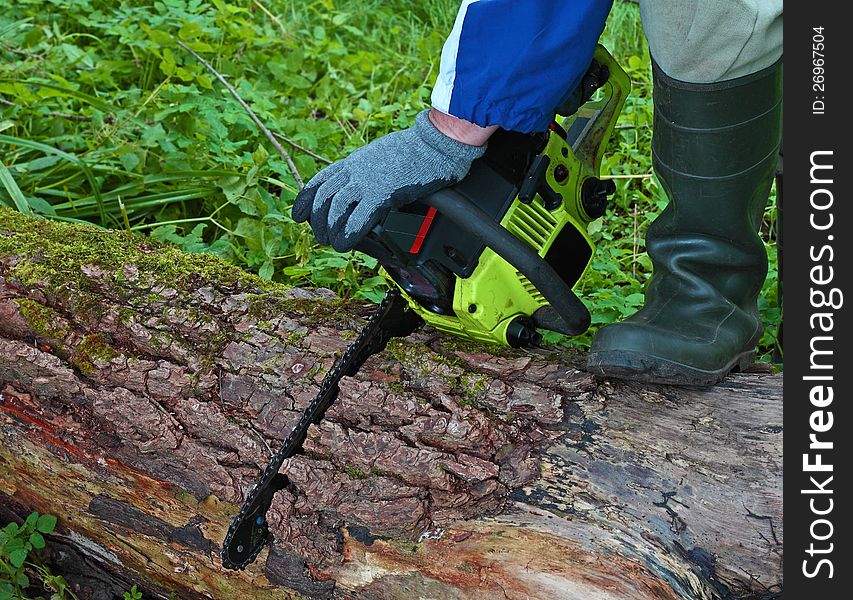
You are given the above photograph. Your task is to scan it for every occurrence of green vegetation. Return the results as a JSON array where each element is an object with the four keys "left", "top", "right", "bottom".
[
  {"left": 0, "top": 512, "right": 76, "bottom": 600},
  {"left": 13, "top": 299, "right": 68, "bottom": 340},
  {"left": 123, "top": 585, "right": 141, "bottom": 600},
  {"left": 1, "top": 512, "right": 175, "bottom": 600},
  {"left": 0, "top": 0, "right": 779, "bottom": 360},
  {"left": 342, "top": 465, "right": 368, "bottom": 479}
]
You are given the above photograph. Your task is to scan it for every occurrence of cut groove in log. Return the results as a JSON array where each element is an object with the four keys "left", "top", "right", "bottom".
[{"left": 0, "top": 208, "right": 782, "bottom": 599}]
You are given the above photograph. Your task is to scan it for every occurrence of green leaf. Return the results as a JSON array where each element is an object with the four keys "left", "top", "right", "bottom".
[
  {"left": 267, "top": 62, "right": 312, "bottom": 88},
  {"left": 233, "top": 217, "right": 262, "bottom": 240},
  {"left": 186, "top": 40, "right": 214, "bottom": 53},
  {"left": 178, "top": 21, "right": 203, "bottom": 40},
  {"left": 258, "top": 261, "right": 274, "bottom": 280},
  {"left": 3, "top": 537, "right": 23, "bottom": 554},
  {"left": 9, "top": 547, "right": 27, "bottom": 568},
  {"left": 0, "top": 78, "right": 115, "bottom": 113},
  {"left": 252, "top": 145, "right": 269, "bottom": 167},
  {"left": 30, "top": 531, "right": 46, "bottom": 549},
  {"left": 36, "top": 513, "right": 57, "bottom": 533},
  {"left": 27, "top": 195, "right": 57, "bottom": 216},
  {"left": 175, "top": 66, "right": 195, "bottom": 82},
  {"left": 140, "top": 123, "right": 169, "bottom": 148},
  {"left": 119, "top": 151, "right": 141, "bottom": 172},
  {"left": 146, "top": 28, "right": 174, "bottom": 46},
  {"left": 0, "top": 134, "right": 106, "bottom": 224},
  {"left": 160, "top": 57, "right": 176, "bottom": 76},
  {"left": 24, "top": 512, "right": 39, "bottom": 531},
  {"left": 56, "top": 42, "right": 88, "bottom": 66},
  {"left": 587, "top": 218, "right": 603, "bottom": 235},
  {"left": 0, "top": 163, "right": 34, "bottom": 216},
  {"left": 15, "top": 572, "right": 29, "bottom": 589},
  {"left": 23, "top": 155, "right": 63, "bottom": 172}
]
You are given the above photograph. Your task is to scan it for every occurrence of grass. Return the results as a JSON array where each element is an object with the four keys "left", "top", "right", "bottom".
[{"left": 0, "top": 0, "right": 780, "bottom": 360}]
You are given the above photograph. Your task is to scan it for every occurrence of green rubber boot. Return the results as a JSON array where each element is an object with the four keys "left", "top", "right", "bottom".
[{"left": 586, "top": 60, "right": 782, "bottom": 386}]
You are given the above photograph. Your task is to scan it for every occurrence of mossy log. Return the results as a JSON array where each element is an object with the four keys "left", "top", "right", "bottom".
[{"left": 0, "top": 208, "right": 782, "bottom": 600}]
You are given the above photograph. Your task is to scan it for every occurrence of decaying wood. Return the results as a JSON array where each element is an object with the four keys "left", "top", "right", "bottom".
[{"left": 0, "top": 208, "right": 782, "bottom": 599}]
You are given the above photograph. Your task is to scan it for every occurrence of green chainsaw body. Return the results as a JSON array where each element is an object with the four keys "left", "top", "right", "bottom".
[{"left": 356, "top": 46, "right": 630, "bottom": 347}]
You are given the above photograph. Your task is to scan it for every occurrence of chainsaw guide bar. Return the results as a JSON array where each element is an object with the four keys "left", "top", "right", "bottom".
[{"left": 221, "top": 289, "right": 422, "bottom": 570}]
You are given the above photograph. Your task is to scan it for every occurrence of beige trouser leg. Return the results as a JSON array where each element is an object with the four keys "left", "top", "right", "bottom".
[{"left": 639, "top": 0, "right": 782, "bottom": 82}]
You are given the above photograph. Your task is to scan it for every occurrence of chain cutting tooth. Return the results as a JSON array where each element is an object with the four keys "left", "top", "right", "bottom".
[{"left": 221, "top": 290, "right": 421, "bottom": 570}]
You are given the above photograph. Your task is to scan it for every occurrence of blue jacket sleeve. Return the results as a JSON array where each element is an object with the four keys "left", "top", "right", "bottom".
[{"left": 431, "top": 0, "right": 613, "bottom": 133}]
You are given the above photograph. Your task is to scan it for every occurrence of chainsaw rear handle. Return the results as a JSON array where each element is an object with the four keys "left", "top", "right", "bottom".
[{"left": 421, "top": 188, "right": 591, "bottom": 335}]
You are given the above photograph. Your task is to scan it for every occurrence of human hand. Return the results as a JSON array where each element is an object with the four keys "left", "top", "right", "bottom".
[{"left": 292, "top": 109, "right": 490, "bottom": 252}]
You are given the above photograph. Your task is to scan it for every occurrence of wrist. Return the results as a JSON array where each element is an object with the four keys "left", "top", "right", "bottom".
[{"left": 428, "top": 108, "right": 497, "bottom": 147}]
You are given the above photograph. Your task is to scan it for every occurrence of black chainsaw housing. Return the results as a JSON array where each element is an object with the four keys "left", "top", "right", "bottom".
[{"left": 355, "top": 130, "right": 550, "bottom": 315}]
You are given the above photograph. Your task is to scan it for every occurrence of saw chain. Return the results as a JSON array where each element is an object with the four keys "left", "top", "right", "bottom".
[{"left": 221, "top": 289, "right": 422, "bottom": 570}]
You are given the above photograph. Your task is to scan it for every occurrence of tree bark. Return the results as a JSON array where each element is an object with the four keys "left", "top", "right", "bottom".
[{"left": 0, "top": 209, "right": 782, "bottom": 600}]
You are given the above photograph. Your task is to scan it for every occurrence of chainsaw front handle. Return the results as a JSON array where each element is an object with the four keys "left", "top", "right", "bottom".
[{"left": 421, "top": 188, "right": 591, "bottom": 336}]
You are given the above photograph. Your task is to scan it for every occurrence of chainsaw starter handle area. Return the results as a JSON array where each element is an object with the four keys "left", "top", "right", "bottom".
[{"left": 421, "top": 188, "right": 591, "bottom": 336}]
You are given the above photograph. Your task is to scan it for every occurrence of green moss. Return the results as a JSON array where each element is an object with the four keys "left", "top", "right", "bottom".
[
  {"left": 389, "top": 539, "right": 421, "bottom": 554},
  {"left": 385, "top": 379, "right": 406, "bottom": 394},
  {"left": 435, "top": 333, "right": 520, "bottom": 359},
  {"left": 173, "top": 489, "right": 199, "bottom": 506},
  {"left": 0, "top": 210, "right": 370, "bottom": 351},
  {"left": 368, "top": 466, "right": 385, "bottom": 477},
  {"left": 283, "top": 330, "right": 307, "bottom": 347},
  {"left": 281, "top": 295, "right": 351, "bottom": 326},
  {"left": 79, "top": 334, "right": 119, "bottom": 362},
  {"left": 0, "top": 207, "right": 274, "bottom": 295},
  {"left": 14, "top": 298, "right": 68, "bottom": 340},
  {"left": 342, "top": 465, "right": 368, "bottom": 479},
  {"left": 72, "top": 333, "right": 119, "bottom": 375},
  {"left": 456, "top": 373, "right": 489, "bottom": 408},
  {"left": 384, "top": 338, "right": 443, "bottom": 377}
]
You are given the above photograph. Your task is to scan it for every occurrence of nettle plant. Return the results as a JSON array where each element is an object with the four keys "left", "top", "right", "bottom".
[{"left": 0, "top": 512, "right": 79, "bottom": 600}]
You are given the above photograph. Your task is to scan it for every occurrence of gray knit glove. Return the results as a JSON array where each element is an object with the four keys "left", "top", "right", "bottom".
[{"left": 292, "top": 110, "right": 486, "bottom": 252}]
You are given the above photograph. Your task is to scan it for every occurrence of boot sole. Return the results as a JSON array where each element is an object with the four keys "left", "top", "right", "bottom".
[{"left": 585, "top": 349, "right": 755, "bottom": 387}]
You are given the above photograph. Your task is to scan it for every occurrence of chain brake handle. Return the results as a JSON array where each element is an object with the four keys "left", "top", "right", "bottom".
[{"left": 563, "top": 45, "right": 632, "bottom": 174}]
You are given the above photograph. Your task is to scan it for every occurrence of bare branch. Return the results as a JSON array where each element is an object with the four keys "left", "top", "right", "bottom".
[
  {"left": 271, "top": 132, "right": 332, "bottom": 165},
  {"left": 176, "top": 39, "right": 305, "bottom": 188}
]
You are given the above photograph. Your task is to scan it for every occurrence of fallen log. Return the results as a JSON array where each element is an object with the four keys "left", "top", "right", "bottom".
[{"left": 0, "top": 208, "right": 782, "bottom": 599}]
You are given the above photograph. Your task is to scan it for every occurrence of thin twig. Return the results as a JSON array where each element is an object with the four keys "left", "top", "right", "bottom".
[
  {"left": 176, "top": 39, "right": 305, "bottom": 188},
  {"left": 600, "top": 173, "right": 653, "bottom": 180},
  {"left": 47, "top": 111, "right": 92, "bottom": 121},
  {"left": 252, "top": 0, "right": 288, "bottom": 38},
  {"left": 271, "top": 131, "right": 332, "bottom": 164},
  {"left": 0, "top": 98, "right": 93, "bottom": 122},
  {"left": 1, "top": 45, "right": 44, "bottom": 60},
  {"left": 632, "top": 202, "right": 639, "bottom": 279}
]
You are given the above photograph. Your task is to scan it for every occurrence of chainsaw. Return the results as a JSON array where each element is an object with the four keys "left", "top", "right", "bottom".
[{"left": 221, "top": 45, "right": 629, "bottom": 569}]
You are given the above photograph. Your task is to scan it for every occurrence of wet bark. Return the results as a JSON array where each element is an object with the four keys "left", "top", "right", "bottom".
[{"left": 0, "top": 210, "right": 782, "bottom": 599}]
